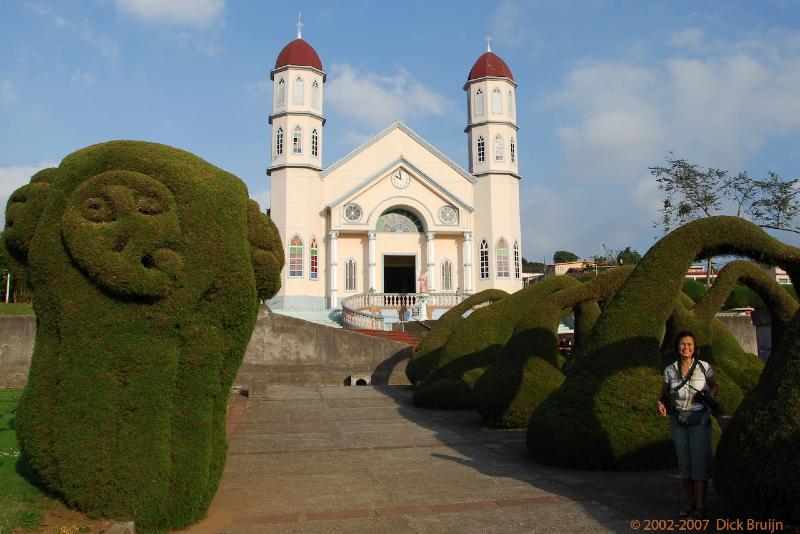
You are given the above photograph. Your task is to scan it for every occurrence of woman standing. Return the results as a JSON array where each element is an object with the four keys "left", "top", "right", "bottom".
[{"left": 656, "top": 331, "right": 718, "bottom": 519}]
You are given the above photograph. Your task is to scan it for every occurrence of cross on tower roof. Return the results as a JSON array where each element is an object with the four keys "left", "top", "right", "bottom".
[
  {"left": 296, "top": 12, "right": 303, "bottom": 39},
  {"left": 485, "top": 36, "right": 492, "bottom": 52}
]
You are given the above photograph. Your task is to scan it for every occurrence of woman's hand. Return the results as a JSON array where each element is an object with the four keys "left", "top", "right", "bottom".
[{"left": 657, "top": 400, "right": 667, "bottom": 417}]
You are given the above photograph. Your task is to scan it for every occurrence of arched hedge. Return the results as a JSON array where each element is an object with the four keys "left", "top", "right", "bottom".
[
  {"left": 413, "top": 277, "right": 578, "bottom": 409},
  {"left": 714, "top": 308, "right": 800, "bottom": 524},
  {"left": 406, "top": 289, "right": 508, "bottom": 384},
  {"left": 474, "top": 266, "right": 634, "bottom": 428},
  {"left": 8, "top": 141, "right": 283, "bottom": 530},
  {"left": 527, "top": 216, "right": 800, "bottom": 470}
]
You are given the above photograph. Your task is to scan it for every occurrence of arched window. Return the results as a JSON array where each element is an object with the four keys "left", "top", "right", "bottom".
[
  {"left": 491, "top": 87, "right": 502, "bottom": 114},
  {"left": 514, "top": 241, "right": 521, "bottom": 279},
  {"left": 277, "top": 78, "right": 285, "bottom": 107},
  {"left": 292, "top": 126, "right": 302, "bottom": 155},
  {"left": 275, "top": 127, "right": 284, "bottom": 157},
  {"left": 376, "top": 209, "right": 424, "bottom": 233},
  {"left": 477, "top": 136, "right": 485, "bottom": 163},
  {"left": 494, "top": 135, "right": 504, "bottom": 162},
  {"left": 496, "top": 238, "right": 509, "bottom": 278},
  {"left": 510, "top": 137, "right": 516, "bottom": 163},
  {"left": 292, "top": 76, "right": 304, "bottom": 105},
  {"left": 345, "top": 258, "right": 356, "bottom": 292},
  {"left": 311, "top": 80, "right": 320, "bottom": 109},
  {"left": 474, "top": 88, "right": 485, "bottom": 116},
  {"left": 289, "top": 236, "right": 303, "bottom": 278},
  {"left": 441, "top": 259, "right": 453, "bottom": 291},
  {"left": 311, "top": 129, "right": 319, "bottom": 157},
  {"left": 480, "top": 240, "right": 489, "bottom": 279},
  {"left": 508, "top": 90, "right": 514, "bottom": 117},
  {"left": 310, "top": 238, "right": 319, "bottom": 280}
]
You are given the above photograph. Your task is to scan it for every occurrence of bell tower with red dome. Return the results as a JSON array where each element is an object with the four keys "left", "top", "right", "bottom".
[
  {"left": 268, "top": 19, "right": 328, "bottom": 309},
  {"left": 464, "top": 39, "right": 523, "bottom": 293}
]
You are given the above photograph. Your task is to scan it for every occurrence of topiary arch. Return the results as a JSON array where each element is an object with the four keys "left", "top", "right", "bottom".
[
  {"left": 526, "top": 216, "right": 800, "bottom": 471},
  {"left": 474, "top": 266, "right": 634, "bottom": 429}
]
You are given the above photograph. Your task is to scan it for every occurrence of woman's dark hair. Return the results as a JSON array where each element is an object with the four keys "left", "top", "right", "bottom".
[{"left": 674, "top": 330, "right": 699, "bottom": 358}]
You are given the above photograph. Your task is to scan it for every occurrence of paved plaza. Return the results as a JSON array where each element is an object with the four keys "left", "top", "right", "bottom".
[{"left": 181, "top": 386, "right": 727, "bottom": 533}]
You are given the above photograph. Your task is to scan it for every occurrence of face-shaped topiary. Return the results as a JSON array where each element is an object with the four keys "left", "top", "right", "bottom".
[{"left": 8, "top": 141, "right": 282, "bottom": 530}]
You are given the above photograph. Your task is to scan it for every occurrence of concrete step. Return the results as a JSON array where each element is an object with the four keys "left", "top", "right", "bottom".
[
  {"left": 270, "top": 309, "right": 343, "bottom": 328},
  {"left": 352, "top": 329, "right": 422, "bottom": 349}
]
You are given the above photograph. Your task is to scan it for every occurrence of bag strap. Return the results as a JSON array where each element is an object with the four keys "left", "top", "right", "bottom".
[{"left": 671, "top": 358, "right": 699, "bottom": 394}]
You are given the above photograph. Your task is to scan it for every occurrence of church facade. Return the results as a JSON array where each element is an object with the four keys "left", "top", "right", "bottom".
[{"left": 267, "top": 31, "right": 523, "bottom": 311}]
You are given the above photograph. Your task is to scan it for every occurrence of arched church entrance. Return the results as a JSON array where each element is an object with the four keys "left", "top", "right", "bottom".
[{"left": 377, "top": 208, "right": 425, "bottom": 294}]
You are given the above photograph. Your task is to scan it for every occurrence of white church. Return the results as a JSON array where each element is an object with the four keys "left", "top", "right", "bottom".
[{"left": 266, "top": 27, "right": 523, "bottom": 327}]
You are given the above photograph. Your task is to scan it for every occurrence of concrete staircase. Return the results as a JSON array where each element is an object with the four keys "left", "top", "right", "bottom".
[
  {"left": 351, "top": 329, "right": 423, "bottom": 349},
  {"left": 269, "top": 309, "right": 343, "bottom": 328}
]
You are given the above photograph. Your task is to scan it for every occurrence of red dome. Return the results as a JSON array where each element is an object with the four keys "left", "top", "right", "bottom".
[
  {"left": 468, "top": 52, "right": 513, "bottom": 81},
  {"left": 274, "top": 38, "right": 323, "bottom": 71}
]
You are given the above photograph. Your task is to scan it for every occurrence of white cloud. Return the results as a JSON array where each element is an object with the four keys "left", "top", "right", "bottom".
[
  {"left": 247, "top": 80, "right": 270, "bottom": 96},
  {"left": 0, "top": 80, "right": 16, "bottom": 102},
  {"left": 325, "top": 63, "right": 457, "bottom": 130},
  {"left": 490, "top": 1, "right": 527, "bottom": 49},
  {"left": 32, "top": 7, "right": 119, "bottom": 57},
  {"left": 70, "top": 70, "right": 95, "bottom": 87},
  {"left": 0, "top": 162, "right": 58, "bottom": 226},
  {"left": 525, "top": 31, "right": 800, "bottom": 259},
  {"left": 670, "top": 28, "right": 704, "bottom": 50},
  {"left": 545, "top": 33, "right": 800, "bottom": 183},
  {"left": 115, "top": 0, "right": 225, "bottom": 27}
]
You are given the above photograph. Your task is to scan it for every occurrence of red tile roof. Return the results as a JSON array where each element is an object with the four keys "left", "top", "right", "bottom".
[
  {"left": 468, "top": 52, "right": 513, "bottom": 81},
  {"left": 274, "top": 38, "right": 323, "bottom": 71}
]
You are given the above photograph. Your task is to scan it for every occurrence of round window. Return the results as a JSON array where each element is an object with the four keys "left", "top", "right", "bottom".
[
  {"left": 438, "top": 205, "right": 457, "bottom": 225},
  {"left": 344, "top": 203, "right": 363, "bottom": 222}
]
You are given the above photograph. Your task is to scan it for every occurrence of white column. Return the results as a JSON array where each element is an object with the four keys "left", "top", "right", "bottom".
[
  {"left": 426, "top": 231, "right": 435, "bottom": 292},
  {"left": 329, "top": 230, "right": 339, "bottom": 308},
  {"left": 368, "top": 231, "right": 376, "bottom": 292},
  {"left": 463, "top": 231, "right": 473, "bottom": 292}
]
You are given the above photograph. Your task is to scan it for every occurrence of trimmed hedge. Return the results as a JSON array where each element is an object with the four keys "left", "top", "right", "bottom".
[
  {"left": 527, "top": 216, "right": 800, "bottom": 470},
  {"left": 474, "top": 266, "right": 634, "bottom": 428},
  {"left": 406, "top": 289, "right": 508, "bottom": 384},
  {"left": 714, "top": 308, "right": 800, "bottom": 523},
  {"left": 413, "top": 277, "right": 578, "bottom": 409},
  {"left": 7, "top": 141, "right": 282, "bottom": 530},
  {"left": 2, "top": 168, "right": 59, "bottom": 291}
]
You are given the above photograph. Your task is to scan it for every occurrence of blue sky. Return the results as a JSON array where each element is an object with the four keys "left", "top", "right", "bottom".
[{"left": 2, "top": 0, "right": 799, "bottom": 263}]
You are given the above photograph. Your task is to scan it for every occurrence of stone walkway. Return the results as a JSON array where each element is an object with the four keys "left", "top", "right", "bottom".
[{"left": 180, "top": 386, "right": 727, "bottom": 533}]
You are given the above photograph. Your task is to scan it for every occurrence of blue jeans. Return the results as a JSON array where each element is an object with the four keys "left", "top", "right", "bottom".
[{"left": 669, "top": 408, "right": 712, "bottom": 480}]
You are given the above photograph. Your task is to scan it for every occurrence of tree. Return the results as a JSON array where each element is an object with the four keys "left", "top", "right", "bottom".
[
  {"left": 553, "top": 250, "right": 579, "bottom": 263},
  {"left": 650, "top": 153, "right": 800, "bottom": 286},
  {"left": 616, "top": 247, "right": 641, "bottom": 266},
  {"left": 521, "top": 257, "right": 545, "bottom": 273}
]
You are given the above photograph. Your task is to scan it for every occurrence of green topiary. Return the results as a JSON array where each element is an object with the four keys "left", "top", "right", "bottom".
[
  {"left": 2, "top": 168, "right": 59, "bottom": 292},
  {"left": 527, "top": 216, "right": 800, "bottom": 470},
  {"left": 682, "top": 278, "right": 707, "bottom": 303},
  {"left": 406, "top": 289, "right": 507, "bottom": 384},
  {"left": 8, "top": 141, "right": 282, "bottom": 530},
  {"left": 474, "top": 267, "right": 633, "bottom": 428},
  {"left": 713, "top": 309, "right": 800, "bottom": 523},
  {"left": 413, "top": 277, "right": 578, "bottom": 409}
]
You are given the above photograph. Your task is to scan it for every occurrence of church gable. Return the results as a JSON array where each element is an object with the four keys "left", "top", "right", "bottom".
[{"left": 327, "top": 159, "right": 472, "bottom": 233}]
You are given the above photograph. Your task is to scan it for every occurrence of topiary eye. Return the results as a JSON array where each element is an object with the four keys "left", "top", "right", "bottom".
[
  {"left": 82, "top": 196, "right": 115, "bottom": 223},
  {"left": 135, "top": 195, "right": 164, "bottom": 216}
]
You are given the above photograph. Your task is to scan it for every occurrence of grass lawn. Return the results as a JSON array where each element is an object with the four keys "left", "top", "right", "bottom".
[
  {"left": 0, "top": 389, "right": 47, "bottom": 531},
  {"left": 0, "top": 303, "right": 34, "bottom": 316}
]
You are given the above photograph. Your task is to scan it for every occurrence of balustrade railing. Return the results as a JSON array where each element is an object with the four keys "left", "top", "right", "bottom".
[{"left": 339, "top": 292, "right": 471, "bottom": 330}]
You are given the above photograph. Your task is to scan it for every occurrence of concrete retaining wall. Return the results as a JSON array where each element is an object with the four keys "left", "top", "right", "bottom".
[
  {"left": 0, "top": 315, "right": 36, "bottom": 388},
  {"left": 716, "top": 315, "right": 759, "bottom": 356},
  {"left": 0, "top": 306, "right": 411, "bottom": 388}
]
